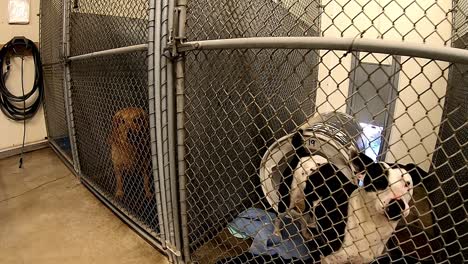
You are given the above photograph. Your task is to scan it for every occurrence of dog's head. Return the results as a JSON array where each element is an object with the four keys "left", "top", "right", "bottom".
[
  {"left": 109, "top": 107, "right": 149, "bottom": 144},
  {"left": 350, "top": 150, "right": 427, "bottom": 221}
]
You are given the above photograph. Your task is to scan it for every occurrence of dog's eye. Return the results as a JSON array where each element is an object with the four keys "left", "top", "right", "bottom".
[{"left": 405, "top": 181, "right": 411, "bottom": 187}]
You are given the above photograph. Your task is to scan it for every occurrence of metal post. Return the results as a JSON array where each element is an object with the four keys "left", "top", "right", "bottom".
[
  {"left": 171, "top": 1, "right": 187, "bottom": 262},
  {"left": 165, "top": 0, "right": 183, "bottom": 262},
  {"left": 67, "top": 44, "right": 148, "bottom": 61},
  {"left": 62, "top": 0, "right": 81, "bottom": 174},
  {"left": 148, "top": 0, "right": 168, "bottom": 251},
  {"left": 171, "top": 0, "right": 189, "bottom": 262}
]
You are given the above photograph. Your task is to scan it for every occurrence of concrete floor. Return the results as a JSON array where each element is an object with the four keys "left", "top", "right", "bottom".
[{"left": 0, "top": 148, "right": 168, "bottom": 264}]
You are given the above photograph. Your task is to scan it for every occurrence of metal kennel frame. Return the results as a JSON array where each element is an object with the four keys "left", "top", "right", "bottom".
[
  {"left": 39, "top": 0, "right": 467, "bottom": 263},
  {"left": 40, "top": 0, "right": 172, "bottom": 258}
]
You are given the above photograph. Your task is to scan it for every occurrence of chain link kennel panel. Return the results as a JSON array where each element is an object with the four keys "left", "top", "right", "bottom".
[
  {"left": 40, "top": 0, "right": 64, "bottom": 65},
  {"left": 70, "top": 51, "right": 162, "bottom": 239},
  {"left": 42, "top": 64, "right": 73, "bottom": 159},
  {"left": 177, "top": 0, "right": 468, "bottom": 263},
  {"left": 431, "top": 36, "right": 468, "bottom": 263},
  {"left": 184, "top": 0, "right": 320, "bottom": 261},
  {"left": 40, "top": 0, "right": 73, "bottom": 162},
  {"left": 66, "top": 0, "right": 164, "bottom": 246},
  {"left": 69, "top": 0, "right": 149, "bottom": 56}
]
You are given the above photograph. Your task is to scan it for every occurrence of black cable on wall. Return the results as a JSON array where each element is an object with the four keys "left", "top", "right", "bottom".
[
  {"left": 0, "top": 37, "right": 44, "bottom": 121},
  {"left": 0, "top": 37, "right": 44, "bottom": 168}
]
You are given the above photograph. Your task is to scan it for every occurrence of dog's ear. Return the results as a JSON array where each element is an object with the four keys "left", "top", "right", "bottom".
[
  {"left": 349, "top": 148, "right": 375, "bottom": 185},
  {"left": 350, "top": 148, "right": 374, "bottom": 172},
  {"left": 399, "top": 164, "right": 427, "bottom": 186}
]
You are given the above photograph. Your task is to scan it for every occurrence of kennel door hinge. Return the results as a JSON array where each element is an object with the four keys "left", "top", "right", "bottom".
[{"left": 165, "top": 241, "right": 182, "bottom": 257}]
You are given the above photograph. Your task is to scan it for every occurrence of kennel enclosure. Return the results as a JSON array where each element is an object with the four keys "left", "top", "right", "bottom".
[{"left": 40, "top": 0, "right": 467, "bottom": 263}]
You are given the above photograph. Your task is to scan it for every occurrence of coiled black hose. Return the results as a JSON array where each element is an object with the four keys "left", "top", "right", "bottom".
[{"left": 0, "top": 37, "right": 44, "bottom": 121}]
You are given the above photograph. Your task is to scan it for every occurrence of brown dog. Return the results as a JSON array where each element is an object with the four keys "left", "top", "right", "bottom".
[{"left": 108, "top": 107, "right": 152, "bottom": 199}]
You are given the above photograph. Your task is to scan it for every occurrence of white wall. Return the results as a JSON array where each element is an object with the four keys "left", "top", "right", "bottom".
[
  {"left": 0, "top": 0, "right": 47, "bottom": 152},
  {"left": 315, "top": 0, "right": 452, "bottom": 170}
]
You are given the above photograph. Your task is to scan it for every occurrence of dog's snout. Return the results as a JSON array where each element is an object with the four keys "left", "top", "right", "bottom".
[{"left": 385, "top": 199, "right": 406, "bottom": 221}]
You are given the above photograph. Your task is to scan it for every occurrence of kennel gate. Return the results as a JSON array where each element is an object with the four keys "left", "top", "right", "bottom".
[
  {"left": 39, "top": 0, "right": 467, "bottom": 263},
  {"left": 172, "top": 0, "right": 468, "bottom": 263},
  {"left": 39, "top": 0, "right": 180, "bottom": 259}
]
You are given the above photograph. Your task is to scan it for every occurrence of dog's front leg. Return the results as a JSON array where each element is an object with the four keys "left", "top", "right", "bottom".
[
  {"left": 143, "top": 170, "right": 153, "bottom": 199},
  {"left": 273, "top": 214, "right": 284, "bottom": 237},
  {"left": 139, "top": 161, "right": 153, "bottom": 199},
  {"left": 115, "top": 167, "right": 124, "bottom": 199}
]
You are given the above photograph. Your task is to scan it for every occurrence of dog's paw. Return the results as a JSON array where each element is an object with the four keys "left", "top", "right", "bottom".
[
  {"left": 273, "top": 226, "right": 282, "bottom": 238},
  {"left": 301, "top": 229, "right": 313, "bottom": 241}
]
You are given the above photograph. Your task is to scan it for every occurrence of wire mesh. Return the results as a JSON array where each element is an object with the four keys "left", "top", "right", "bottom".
[
  {"left": 431, "top": 62, "right": 468, "bottom": 263},
  {"left": 68, "top": 0, "right": 149, "bottom": 56},
  {"left": 453, "top": 0, "right": 468, "bottom": 47},
  {"left": 184, "top": 54, "right": 467, "bottom": 264},
  {"left": 185, "top": 1, "right": 320, "bottom": 255},
  {"left": 40, "top": 0, "right": 73, "bottom": 160},
  {"left": 38, "top": 0, "right": 468, "bottom": 262},
  {"left": 187, "top": 0, "right": 320, "bottom": 41},
  {"left": 185, "top": 47, "right": 318, "bottom": 255},
  {"left": 69, "top": 51, "right": 160, "bottom": 236},
  {"left": 40, "top": 0, "right": 63, "bottom": 65},
  {"left": 42, "top": 64, "right": 73, "bottom": 159},
  {"left": 182, "top": 0, "right": 468, "bottom": 263}
]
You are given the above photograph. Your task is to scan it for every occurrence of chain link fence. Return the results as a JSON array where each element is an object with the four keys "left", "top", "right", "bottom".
[
  {"left": 40, "top": 0, "right": 166, "bottom": 250},
  {"left": 68, "top": 0, "right": 148, "bottom": 56},
  {"left": 40, "top": 0, "right": 73, "bottom": 161},
  {"left": 181, "top": 0, "right": 467, "bottom": 263},
  {"left": 66, "top": 0, "right": 165, "bottom": 245},
  {"left": 70, "top": 51, "right": 162, "bottom": 233}
]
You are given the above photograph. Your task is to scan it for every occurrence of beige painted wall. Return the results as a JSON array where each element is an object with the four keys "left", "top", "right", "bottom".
[
  {"left": 0, "top": 0, "right": 47, "bottom": 151},
  {"left": 315, "top": 0, "right": 452, "bottom": 170}
]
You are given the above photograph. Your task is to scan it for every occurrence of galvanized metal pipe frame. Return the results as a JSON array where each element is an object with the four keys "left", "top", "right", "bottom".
[
  {"left": 171, "top": 19, "right": 468, "bottom": 264},
  {"left": 67, "top": 44, "right": 148, "bottom": 61},
  {"left": 167, "top": 0, "right": 184, "bottom": 262},
  {"left": 62, "top": 0, "right": 81, "bottom": 173},
  {"left": 178, "top": 37, "right": 468, "bottom": 64},
  {"left": 148, "top": 0, "right": 169, "bottom": 255},
  {"left": 167, "top": 0, "right": 189, "bottom": 263},
  {"left": 164, "top": 1, "right": 176, "bottom": 261},
  {"left": 57, "top": 0, "right": 168, "bottom": 257}
]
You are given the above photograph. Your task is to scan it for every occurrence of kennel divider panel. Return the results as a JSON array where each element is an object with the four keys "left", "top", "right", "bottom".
[
  {"left": 182, "top": 48, "right": 468, "bottom": 264},
  {"left": 40, "top": 0, "right": 74, "bottom": 163},
  {"left": 183, "top": 0, "right": 320, "bottom": 261},
  {"left": 148, "top": 0, "right": 184, "bottom": 260},
  {"left": 68, "top": 0, "right": 149, "bottom": 56},
  {"left": 40, "top": 0, "right": 64, "bottom": 65},
  {"left": 178, "top": 0, "right": 468, "bottom": 263},
  {"left": 430, "top": 36, "right": 468, "bottom": 262},
  {"left": 69, "top": 51, "right": 163, "bottom": 244},
  {"left": 42, "top": 64, "right": 73, "bottom": 160}
]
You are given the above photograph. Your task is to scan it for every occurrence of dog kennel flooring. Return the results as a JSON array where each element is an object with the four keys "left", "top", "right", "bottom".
[{"left": 0, "top": 147, "right": 168, "bottom": 264}]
